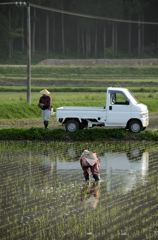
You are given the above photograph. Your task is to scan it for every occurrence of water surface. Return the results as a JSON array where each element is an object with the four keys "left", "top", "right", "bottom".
[{"left": 0, "top": 141, "right": 158, "bottom": 240}]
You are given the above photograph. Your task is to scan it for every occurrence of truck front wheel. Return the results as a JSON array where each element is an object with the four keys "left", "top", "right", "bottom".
[
  {"left": 128, "top": 120, "right": 142, "bottom": 133},
  {"left": 65, "top": 120, "right": 79, "bottom": 133}
]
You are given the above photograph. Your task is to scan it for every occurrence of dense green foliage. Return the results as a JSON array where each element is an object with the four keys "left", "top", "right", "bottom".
[{"left": 0, "top": 0, "right": 158, "bottom": 62}]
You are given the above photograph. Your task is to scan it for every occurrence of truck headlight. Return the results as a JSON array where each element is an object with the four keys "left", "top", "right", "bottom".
[{"left": 140, "top": 113, "right": 148, "bottom": 118}]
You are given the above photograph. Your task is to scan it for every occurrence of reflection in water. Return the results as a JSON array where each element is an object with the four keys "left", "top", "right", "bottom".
[
  {"left": 101, "top": 150, "right": 149, "bottom": 193},
  {"left": 37, "top": 147, "right": 149, "bottom": 194},
  {"left": 80, "top": 182, "right": 100, "bottom": 209},
  {"left": 0, "top": 142, "right": 155, "bottom": 240},
  {"left": 40, "top": 147, "right": 148, "bottom": 193},
  {"left": 39, "top": 150, "right": 57, "bottom": 176},
  {"left": 39, "top": 160, "right": 54, "bottom": 175}
]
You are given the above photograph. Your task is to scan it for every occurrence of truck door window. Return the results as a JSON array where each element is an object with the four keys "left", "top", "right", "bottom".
[{"left": 111, "top": 92, "right": 129, "bottom": 105}]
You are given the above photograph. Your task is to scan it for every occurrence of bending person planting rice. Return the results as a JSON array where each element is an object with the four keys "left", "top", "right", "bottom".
[{"left": 80, "top": 149, "right": 100, "bottom": 182}]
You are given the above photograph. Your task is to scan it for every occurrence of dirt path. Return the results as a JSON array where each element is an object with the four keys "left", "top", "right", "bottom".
[
  {"left": 0, "top": 117, "right": 62, "bottom": 129},
  {"left": 0, "top": 113, "right": 157, "bottom": 129},
  {"left": 148, "top": 113, "right": 158, "bottom": 129}
]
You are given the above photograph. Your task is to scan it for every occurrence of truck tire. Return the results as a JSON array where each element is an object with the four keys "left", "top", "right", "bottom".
[
  {"left": 128, "top": 120, "right": 142, "bottom": 133},
  {"left": 65, "top": 120, "right": 79, "bottom": 132}
]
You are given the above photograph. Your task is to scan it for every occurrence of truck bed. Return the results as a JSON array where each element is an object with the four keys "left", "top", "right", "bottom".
[
  {"left": 56, "top": 106, "right": 106, "bottom": 121},
  {"left": 57, "top": 106, "right": 105, "bottom": 111}
]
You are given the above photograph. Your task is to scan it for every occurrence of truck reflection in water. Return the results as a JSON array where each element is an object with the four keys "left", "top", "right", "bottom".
[{"left": 101, "top": 149, "right": 149, "bottom": 193}]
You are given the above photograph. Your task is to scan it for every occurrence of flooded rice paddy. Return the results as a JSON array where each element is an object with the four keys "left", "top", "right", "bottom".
[{"left": 0, "top": 141, "right": 158, "bottom": 240}]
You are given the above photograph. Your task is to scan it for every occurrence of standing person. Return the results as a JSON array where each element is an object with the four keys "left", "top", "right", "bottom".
[
  {"left": 80, "top": 149, "right": 100, "bottom": 182},
  {"left": 38, "top": 89, "right": 52, "bottom": 129}
]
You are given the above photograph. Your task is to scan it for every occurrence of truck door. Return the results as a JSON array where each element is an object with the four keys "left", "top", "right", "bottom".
[{"left": 106, "top": 90, "right": 131, "bottom": 126}]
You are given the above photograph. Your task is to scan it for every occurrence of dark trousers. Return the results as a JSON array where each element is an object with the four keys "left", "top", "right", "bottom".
[{"left": 81, "top": 161, "right": 100, "bottom": 181}]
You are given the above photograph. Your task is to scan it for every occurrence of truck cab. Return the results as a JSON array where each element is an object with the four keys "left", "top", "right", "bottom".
[
  {"left": 56, "top": 87, "right": 149, "bottom": 133},
  {"left": 106, "top": 87, "right": 149, "bottom": 132}
]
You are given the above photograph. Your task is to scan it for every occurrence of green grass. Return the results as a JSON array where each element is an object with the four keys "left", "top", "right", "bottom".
[
  {"left": 0, "top": 64, "right": 158, "bottom": 119},
  {"left": 1, "top": 65, "right": 158, "bottom": 89},
  {"left": 1, "top": 64, "right": 158, "bottom": 75},
  {"left": 1, "top": 64, "right": 158, "bottom": 94},
  {"left": 0, "top": 128, "right": 158, "bottom": 141},
  {"left": 0, "top": 91, "right": 157, "bottom": 119},
  {"left": 0, "top": 102, "right": 40, "bottom": 119}
]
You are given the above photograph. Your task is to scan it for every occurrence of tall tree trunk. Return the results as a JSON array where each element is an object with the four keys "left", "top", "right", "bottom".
[
  {"left": 89, "top": 31, "right": 91, "bottom": 57},
  {"left": 138, "top": 17, "right": 141, "bottom": 57},
  {"left": 103, "top": 25, "right": 107, "bottom": 58},
  {"left": 21, "top": 9, "right": 25, "bottom": 52},
  {"left": 112, "top": 22, "right": 117, "bottom": 57},
  {"left": 61, "top": 0, "right": 65, "bottom": 55},
  {"left": 112, "top": 22, "right": 118, "bottom": 57},
  {"left": 128, "top": 22, "right": 132, "bottom": 56},
  {"left": 85, "top": 31, "right": 88, "bottom": 57},
  {"left": 52, "top": 15, "right": 55, "bottom": 53},
  {"left": 94, "top": 28, "right": 98, "bottom": 57},
  {"left": 8, "top": 8, "right": 13, "bottom": 58},
  {"left": 81, "top": 31, "right": 85, "bottom": 57},
  {"left": 46, "top": 14, "right": 49, "bottom": 56},
  {"left": 157, "top": 30, "right": 158, "bottom": 50},
  {"left": 115, "top": 24, "right": 118, "bottom": 56},
  {"left": 86, "top": 30, "right": 91, "bottom": 57},
  {"left": 77, "top": 23, "right": 80, "bottom": 57},
  {"left": 112, "top": 22, "right": 115, "bottom": 57},
  {"left": 141, "top": 16, "right": 144, "bottom": 56},
  {"left": 9, "top": 40, "right": 13, "bottom": 58}
]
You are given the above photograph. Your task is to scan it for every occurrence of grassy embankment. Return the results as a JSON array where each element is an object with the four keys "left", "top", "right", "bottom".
[
  {"left": 0, "top": 64, "right": 158, "bottom": 118},
  {"left": 0, "top": 64, "right": 158, "bottom": 140},
  {"left": 0, "top": 127, "right": 158, "bottom": 141}
]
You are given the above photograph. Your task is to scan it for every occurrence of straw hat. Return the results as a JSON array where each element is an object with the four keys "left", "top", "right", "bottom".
[
  {"left": 82, "top": 149, "right": 98, "bottom": 166},
  {"left": 40, "top": 89, "right": 50, "bottom": 95}
]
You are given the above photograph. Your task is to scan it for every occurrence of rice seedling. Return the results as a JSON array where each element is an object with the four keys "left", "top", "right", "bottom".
[{"left": 0, "top": 141, "right": 158, "bottom": 239}]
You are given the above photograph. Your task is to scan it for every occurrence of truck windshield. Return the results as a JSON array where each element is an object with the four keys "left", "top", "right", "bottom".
[{"left": 127, "top": 90, "right": 139, "bottom": 104}]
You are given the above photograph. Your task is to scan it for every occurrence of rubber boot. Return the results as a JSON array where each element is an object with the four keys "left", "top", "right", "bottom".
[
  {"left": 44, "top": 121, "right": 48, "bottom": 129},
  {"left": 93, "top": 175, "right": 100, "bottom": 181},
  {"left": 84, "top": 175, "right": 89, "bottom": 182}
]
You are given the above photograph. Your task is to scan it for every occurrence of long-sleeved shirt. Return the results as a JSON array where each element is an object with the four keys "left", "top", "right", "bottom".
[{"left": 39, "top": 95, "right": 51, "bottom": 110}]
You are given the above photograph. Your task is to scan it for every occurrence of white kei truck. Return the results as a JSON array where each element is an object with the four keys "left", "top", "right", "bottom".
[{"left": 56, "top": 87, "right": 149, "bottom": 133}]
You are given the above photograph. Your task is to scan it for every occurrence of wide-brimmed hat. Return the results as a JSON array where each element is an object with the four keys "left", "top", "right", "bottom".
[
  {"left": 81, "top": 149, "right": 98, "bottom": 166},
  {"left": 40, "top": 89, "right": 50, "bottom": 95}
]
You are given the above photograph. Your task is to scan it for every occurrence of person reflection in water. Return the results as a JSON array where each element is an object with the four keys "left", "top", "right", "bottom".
[
  {"left": 80, "top": 149, "right": 100, "bottom": 182},
  {"left": 80, "top": 182, "right": 100, "bottom": 209}
]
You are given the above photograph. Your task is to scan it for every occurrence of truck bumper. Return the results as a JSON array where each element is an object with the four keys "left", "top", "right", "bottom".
[{"left": 141, "top": 117, "right": 149, "bottom": 127}]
